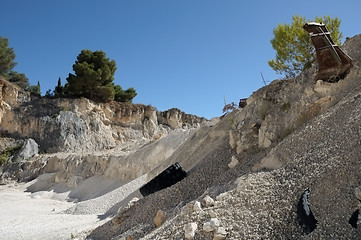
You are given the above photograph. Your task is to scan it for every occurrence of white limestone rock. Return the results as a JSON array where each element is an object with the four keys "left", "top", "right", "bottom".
[
  {"left": 203, "top": 195, "right": 215, "bottom": 207},
  {"left": 11, "top": 138, "right": 38, "bottom": 162},
  {"left": 193, "top": 201, "right": 203, "bottom": 212},
  {"left": 203, "top": 218, "right": 220, "bottom": 232},
  {"left": 184, "top": 222, "right": 197, "bottom": 239},
  {"left": 213, "top": 227, "right": 227, "bottom": 240},
  {"left": 228, "top": 155, "right": 239, "bottom": 169},
  {"left": 355, "top": 186, "right": 361, "bottom": 201}
]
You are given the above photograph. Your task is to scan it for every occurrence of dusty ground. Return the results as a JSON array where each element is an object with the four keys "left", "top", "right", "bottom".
[
  {"left": 0, "top": 182, "right": 106, "bottom": 240},
  {"left": 0, "top": 172, "right": 147, "bottom": 240}
]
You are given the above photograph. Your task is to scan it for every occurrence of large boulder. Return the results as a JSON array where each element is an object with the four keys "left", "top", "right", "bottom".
[{"left": 11, "top": 138, "right": 38, "bottom": 163}]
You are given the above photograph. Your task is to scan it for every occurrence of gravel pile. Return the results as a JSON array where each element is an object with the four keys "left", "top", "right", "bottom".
[
  {"left": 138, "top": 68, "right": 361, "bottom": 239},
  {"left": 88, "top": 34, "right": 361, "bottom": 240}
]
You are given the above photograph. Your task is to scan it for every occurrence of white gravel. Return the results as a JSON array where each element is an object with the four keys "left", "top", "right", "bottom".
[
  {"left": 0, "top": 183, "right": 104, "bottom": 240},
  {"left": 0, "top": 173, "right": 147, "bottom": 240}
]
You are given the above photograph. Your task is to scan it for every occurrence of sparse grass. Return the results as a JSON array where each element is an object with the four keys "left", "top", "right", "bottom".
[
  {"left": 279, "top": 126, "right": 295, "bottom": 140},
  {"left": 295, "top": 106, "right": 321, "bottom": 127},
  {"left": 258, "top": 104, "right": 271, "bottom": 120},
  {"left": 229, "top": 116, "right": 235, "bottom": 128},
  {"left": 281, "top": 101, "right": 291, "bottom": 112},
  {"left": 50, "top": 113, "right": 59, "bottom": 118},
  {"left": 0, "top": 145, "right": 22, "bottom": 166},
  {"left": 278, "top": 105, "right": 322, "bottom": 141}
]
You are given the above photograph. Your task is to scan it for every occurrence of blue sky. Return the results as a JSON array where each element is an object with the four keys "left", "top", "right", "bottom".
[{"left": 1, "top": 0, "right": 360, "bottom": 119}]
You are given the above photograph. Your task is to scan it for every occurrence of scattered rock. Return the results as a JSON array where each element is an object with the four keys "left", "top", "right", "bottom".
[
  {"left": 203, "top": 218, "right": 220, "bottom": 232},
  {"left": 127, "top": 197, "right": 139, "bottom": 208},
  {"left": 203, "top": 222, "right": 214, "bottom": 232},
  {"left": 355, "top": 186, "right": 361, "bottom": 201},
  {"left": 184, "top": 222, "right": 197, "bottom": 240},
  {"left": 203, "top": 195, "right": 215, "bottom": 207},
  {"left": 193, "top": 201, "right": 203, "bottom": 212},
  {"left": 228, "top": 155, "right": 239, "bottom": 169},
  {"left": 208, "top": 210, "right": 217, "bottom": 218},
  {"left": 213, "top": 227, "right": 227, "bottom": 240},
  {"left": 181, "top": 202, "right": 194, "bottom": 216},
  {"left": 314, "top": 80, "right": 332, "bottom": 95},
  {"left": 153, "top": 210, "right": 167, "bottom": 227},
  {"left": 215, "top": 192, "right": 228, "bottom": 201}
]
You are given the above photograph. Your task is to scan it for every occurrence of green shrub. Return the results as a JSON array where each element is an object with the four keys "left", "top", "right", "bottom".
[
  {"left": 0, "top": 145, "right": 21, "bottom": 166},
  {"left": 281, "top": 101, "right": 291, "bottom": 111},
  {"left": 279, "top": 126, "right": 295, "bottom": 140},
  {"left": 258, "top": 104, "right": 271, "bottom": 120},
  {"left": 295, "top": 106, "right": 321, "bottom": 127}
]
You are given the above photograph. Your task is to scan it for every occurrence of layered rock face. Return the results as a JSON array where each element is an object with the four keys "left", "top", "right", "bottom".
[
  {"left": 0, "top": 80, "right": 205, "bottom": 153},
  {"left": 0, "top": 78, "right": 206, "bottom": 189}
]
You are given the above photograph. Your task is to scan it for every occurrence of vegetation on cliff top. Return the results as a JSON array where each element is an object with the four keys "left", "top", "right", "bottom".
[
  {"left": 55, "top": 49, "right": 137, "bottom": 103},
  {"left": 0, "top": 37, "right": 40, "bottom": 95},
  {"left": 0, "top": 37, "right": 137, "bottom": 103}
]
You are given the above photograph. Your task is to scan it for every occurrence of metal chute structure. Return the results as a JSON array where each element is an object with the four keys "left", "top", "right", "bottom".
[{"left": 303, "top": 22, "right": 352, "bottom": 81}]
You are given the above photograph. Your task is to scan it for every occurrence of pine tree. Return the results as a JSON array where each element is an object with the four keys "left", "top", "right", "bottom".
[
  {"left": 268, "top": 15, "right": 342, "bottom": 78},
  {"left": 66, "top": 50, "right": 116, "bottom": 102},
  {"left": 65, "top": 49, "right": 137, "bottom": 103},
  {"left": 54, "top": 77, "right": 64, "bottom": 97},
  {"left": 7, "top": 71, "right": 30, "bottom": 90},
  {"left": 114, "top": 84, "right": 137, "bottom": 102},
  {"left": 0, "top": 37, "right": 16, "bottom": 75},
  {"left": 29, "top": 81, "right": 41, "bottom": 96}
]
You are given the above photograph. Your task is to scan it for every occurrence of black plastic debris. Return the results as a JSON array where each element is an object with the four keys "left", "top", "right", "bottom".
[
  {"left": 349, "top": 209, "right": 360, "bottom": 229},
  {"left": 139, "top": 162, "right": 187, "bottom": 197},
  {"left": 297, "top": 188, "right": 318, "bottom": 234}
]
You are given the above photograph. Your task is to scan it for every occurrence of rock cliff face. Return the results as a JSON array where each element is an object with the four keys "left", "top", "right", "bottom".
[
  {"left": 0, "top": 80, "right": 205, "bottom": 153},
  {"left": 0, "top": 78, "right": 206, "bottom": 191}
]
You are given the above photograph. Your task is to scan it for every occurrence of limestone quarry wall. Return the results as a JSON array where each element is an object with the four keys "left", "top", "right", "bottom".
[{"left": 0, "top": 78, "right": 205, "bottom": 153}]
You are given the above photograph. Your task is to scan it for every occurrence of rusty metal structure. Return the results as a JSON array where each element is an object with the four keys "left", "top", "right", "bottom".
[{"left": 303, "top": 22, "right": 352, "bottom": 81}]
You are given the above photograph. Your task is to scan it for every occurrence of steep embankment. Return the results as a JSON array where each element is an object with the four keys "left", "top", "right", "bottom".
[{"left": 88, "top": 34, "right": 361, "bottom": 239}]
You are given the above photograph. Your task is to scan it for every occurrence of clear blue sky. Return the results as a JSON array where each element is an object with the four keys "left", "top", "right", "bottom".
[{"left": 1, "top": 0, "right": 360, "bottom": 119}]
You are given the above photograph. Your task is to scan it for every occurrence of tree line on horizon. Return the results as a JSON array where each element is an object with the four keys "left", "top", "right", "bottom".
[
  {"left": 47, "top": 50, "right": 137, "bottom": 103},
  {"left": 0, "top": 39, "right": 137, "bottom": 103},
  {"left": 0, "top": 37, "right": 41, "bottom": 95}
]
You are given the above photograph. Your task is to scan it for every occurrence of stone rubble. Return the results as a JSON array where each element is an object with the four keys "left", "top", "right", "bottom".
[
  {"left": 153, "top": 210, "right": 167, "bottom": 228},
  {"left": 184, "top": 222, "right": 197, "bottom": 239}
]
